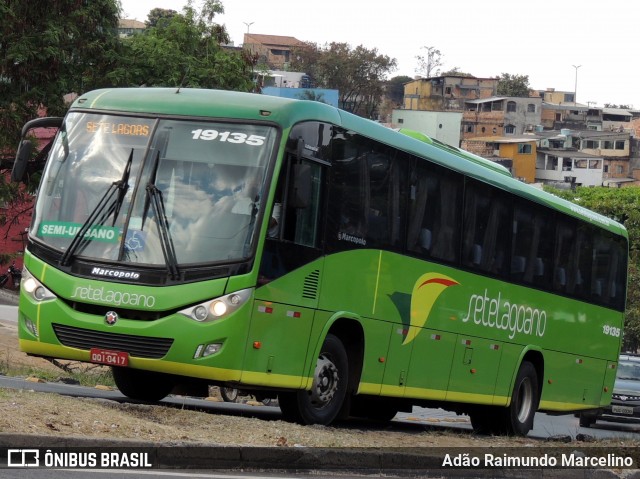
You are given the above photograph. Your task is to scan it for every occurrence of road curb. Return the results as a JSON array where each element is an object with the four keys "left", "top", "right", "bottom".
[{"left": 0, "top": 434, "right": 637, "bottom": 478}]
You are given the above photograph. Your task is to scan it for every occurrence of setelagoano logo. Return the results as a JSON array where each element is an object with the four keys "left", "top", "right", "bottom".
[
  {"left": 462, "top": 289, "right": 547, "bottom": 340},
  {"left": 71, "top": 285, "right": 156, "bottom": 308}
]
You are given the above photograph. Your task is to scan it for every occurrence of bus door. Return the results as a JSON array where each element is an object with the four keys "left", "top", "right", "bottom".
[{"left": 245, "top": 156, "right": 326, "bottom": 389}]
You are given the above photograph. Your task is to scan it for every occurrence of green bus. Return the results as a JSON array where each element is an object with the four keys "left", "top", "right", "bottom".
[{"left": 13, "top": 88, "right": 628, "bottom": 436}]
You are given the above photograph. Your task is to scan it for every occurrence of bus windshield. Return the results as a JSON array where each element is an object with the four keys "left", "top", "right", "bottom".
[{"left": 32, "top": 112, "right": 277, "bottom": 266}]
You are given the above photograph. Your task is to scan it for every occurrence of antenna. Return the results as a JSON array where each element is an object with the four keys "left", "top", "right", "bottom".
[{"left": 176, "top": 66, "right": 190, "bottom": 94}]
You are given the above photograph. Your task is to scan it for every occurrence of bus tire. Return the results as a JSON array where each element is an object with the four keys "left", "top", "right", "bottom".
[
  {"left": 278, "top": 334, "right": 349, "bottom": 425},
  {"left": 503, "top": 361, "right": 539, "bottom": 436},
  {"left": 469, "top": 361, "right": 538, "bottom": 436},
  {"left": 112, "top": 367, "right": 175, "bottom": 402},
  {"left": 220, "top": 387, "right": 239, "bottom": 402},
  {"left": 579, "top": 413, "right": 596, "bottom": 428}
]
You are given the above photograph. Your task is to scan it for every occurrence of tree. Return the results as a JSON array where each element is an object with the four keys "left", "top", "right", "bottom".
[
  {"left": 0, "top": 0, "right": 122, "bottom": 248},
  {"left": 415, "top": 46, "right": 443, "bottom": 78},
  {"left": 146, "top": 8, "right": 179, "bottom": 28},
  {"left": 545, "top": 185, "right": 640, "bottom": 351},
  {"left": 496, "top": 73, "right": 530, "bottom": 97},
  {"left": 290, "top": 42, "right": 397, "bottom": 118},
  {"left": 107, "top": 0, "right": 253, "bottom": 91},
  {"left": 296, "top": 90, "right": 326, "bottom": 103},
  {"left": 440, "top": 67, "right": 473, "bottom": 77},
  {"left": 376, "top": 75, "right": 412, "bottom": 123},
  {"left": 0, "top": 0, "right": 121, "bottom": 156},
  {"left": 385, "top": 75, "right": 413, "bottom": 105}
]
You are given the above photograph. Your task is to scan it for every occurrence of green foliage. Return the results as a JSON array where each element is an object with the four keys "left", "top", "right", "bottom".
[
  {"left": 440, "top": 68, "right": 474, "bottom": 77},
  {"left": 0, "top": 0, "right": 122, "bottom": 157},
  {"left": 290, "top": 42, "right": 396, "bottom": 118},
  {"left": 385, "top": 75, "right": 413, "bottom": 105},
  {"left": 107, "top": 0, "right": 253, "bottom": 91},
  {"left": 496, "top": 73, "right": 531, "bottom": 97},
  {"left": 146, "top": 8, "right": 179, "bottom": 28},
  {"left": 545, "top": 185, "right": 640, "bottom": 350}
]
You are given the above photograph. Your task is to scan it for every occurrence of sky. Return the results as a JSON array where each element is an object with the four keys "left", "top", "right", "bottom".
[{"left": 120, "top": 0, "right": 640, "bottom": 109}]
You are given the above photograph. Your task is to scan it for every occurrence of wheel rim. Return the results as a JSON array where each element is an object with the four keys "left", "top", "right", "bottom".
[
  {"left": 309, "top": 354, "right": 339, "bottom": 407},
  {"left": 516, "top": 377, "right": 533, "bottom": 423}
]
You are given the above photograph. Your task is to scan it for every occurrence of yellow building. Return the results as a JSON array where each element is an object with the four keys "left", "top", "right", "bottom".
[
  {"left": 460, "top": 137, "right": 537, "bottom": 183},
  {"left": 403, "top": 76, "right": 498, "bottom": 111}
]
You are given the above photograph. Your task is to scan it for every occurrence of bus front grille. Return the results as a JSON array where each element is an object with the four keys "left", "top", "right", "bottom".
[{"left": 52, "top": 324, "right": 174, "bottom": 359}]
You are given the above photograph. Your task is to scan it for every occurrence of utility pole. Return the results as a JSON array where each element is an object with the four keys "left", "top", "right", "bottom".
[
  {"left": 244, "top": 22, "right": 254, "bottom": 33},
  {"left": 572, "top": 65, "right": 582, "bottom": 105}
]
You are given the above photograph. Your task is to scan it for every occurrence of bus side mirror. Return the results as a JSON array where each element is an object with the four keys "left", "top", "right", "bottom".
[
  {"left": 11, "top": 140, "right": 33, "bottom": 183},
  {"left": 289, "top": 163, "right": 311, "bottom": 209}
]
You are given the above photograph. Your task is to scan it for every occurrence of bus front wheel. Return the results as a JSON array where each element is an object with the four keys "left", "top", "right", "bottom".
[
  {"left": 278, "top": 334, "right": 349, "bottom": 425},
  {"left": 112, "top": 367, "right": 175, "bottom": 402}
]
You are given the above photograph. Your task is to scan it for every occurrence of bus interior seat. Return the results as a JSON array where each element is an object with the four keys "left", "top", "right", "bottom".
[
  {"left": 472, "top": 244, "right": 482, "bottom": 265},
  {"left": 511, "top": 256, "right": 526, "bottom": 274},
  {"left": 419, "top": 228, "right": 432, "bottom": 250},
  {"left": 534, "top": 257, "right": 545, "bottom": 276}
]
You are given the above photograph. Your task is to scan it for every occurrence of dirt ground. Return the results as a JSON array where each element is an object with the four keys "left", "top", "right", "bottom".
[{"left": 0, "top": 306, "right": 638, "bottom": 449}]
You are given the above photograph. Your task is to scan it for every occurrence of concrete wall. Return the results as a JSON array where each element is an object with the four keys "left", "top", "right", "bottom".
[{"left": 390, "top": 110, "right": 462, "bottom": 147}]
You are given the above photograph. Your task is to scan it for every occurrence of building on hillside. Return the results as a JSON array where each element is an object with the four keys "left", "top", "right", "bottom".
[
  {"left": 535, "top": 149, "right": 604, "bottom": 187},
  {"left": 461, "top": 137, "right": 537, "bottom": 183},
  {"left": 532, "top": 129, "right": 635, "bottom": 187},
  {"left": 390, "top": 109, "right": 462, "bottom": 147},
  {"left": 118, "top": 19, "right": 146, "bottom": 38},
  {"left": 602, "top": 108, "right": 633, "bottom": 132},
  {"left": 576, "top": 130, "right": 634, "bottom": 186},
  {"left": 402, "top": 76, "right": 498, "bottom": 111},
  {"left": 533, "top": 88, "right": 575, "bottom": 104},
  {"left": 243, "top": 34, "right": 303, "bottom": 70},
  {"left": 462, "top": 96, "right": 542, "bottom": 141}
]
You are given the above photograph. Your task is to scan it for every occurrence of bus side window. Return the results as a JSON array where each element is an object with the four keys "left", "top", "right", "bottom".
[
  {"left": 258, "top": 157, "right": 324, "bottom": 285},
  {"left": 281, "top": 159, "right": 323, "bottom": 248},
  {"left": 511, "top": 202, "right": 554, "bottom": 287},
  {"left": 407, "top": 160, "right": 461, "bottom": 264},
  {"left": 553, "top": 219, "right": 593, "bottom": 298},
  {"left": 462, "top": 179, "right": 511, "bottom": 277}
]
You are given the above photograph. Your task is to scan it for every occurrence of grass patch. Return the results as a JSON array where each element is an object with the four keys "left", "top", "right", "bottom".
[{"left": 0, "top": 348, "right": 115, "bottom": 387}]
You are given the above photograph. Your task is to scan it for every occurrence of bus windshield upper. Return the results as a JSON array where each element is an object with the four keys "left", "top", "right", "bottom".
[{"left": 32, "top": 112, "right": 277, "bottom": 266}]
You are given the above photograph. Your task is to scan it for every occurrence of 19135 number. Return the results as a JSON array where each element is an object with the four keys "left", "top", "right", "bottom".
[{"left": 191, "top": 129, "right": 265, "bottom": 145}]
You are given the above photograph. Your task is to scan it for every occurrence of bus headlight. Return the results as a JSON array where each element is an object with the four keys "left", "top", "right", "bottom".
[
  {"left": 179, "top": 288, "right": 252, "bottom": 323},
  {"left": 22, "top": 268, "right": 56, "bottom": 302}
]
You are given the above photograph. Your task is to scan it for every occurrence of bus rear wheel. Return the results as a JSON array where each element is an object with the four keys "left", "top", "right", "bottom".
[
  {"left": 112, "top": 367, "right": 175, "bottom": 402},
  {"left": 278, "top": 334, "right": 349, "bottom": 425},
  {"left": 470, "top": 361, "right": 539, "bottom": 436}
]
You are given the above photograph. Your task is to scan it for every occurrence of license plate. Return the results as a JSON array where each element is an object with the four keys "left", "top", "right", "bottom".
[
  {"left": 612, "top": 405, "right": 634, "bottom": 415},
  {"left": 90, "top": 348, "right": 129, "bottom": 367}
]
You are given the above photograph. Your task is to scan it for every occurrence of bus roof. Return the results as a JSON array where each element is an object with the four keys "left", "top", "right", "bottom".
[{"left": 71, "top": 88, "right": 627, "bottom": 238}]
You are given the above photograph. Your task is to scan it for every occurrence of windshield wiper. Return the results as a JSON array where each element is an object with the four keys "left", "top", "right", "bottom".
[
  {"left": 140, "top": 151, "right": 179, "bottom": 280},
  {"left": 60, "top": 149, "right": 134, "bottom": 266},
  {"left": 146, "top": 184, "right": 179, "bottom": 280}
]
